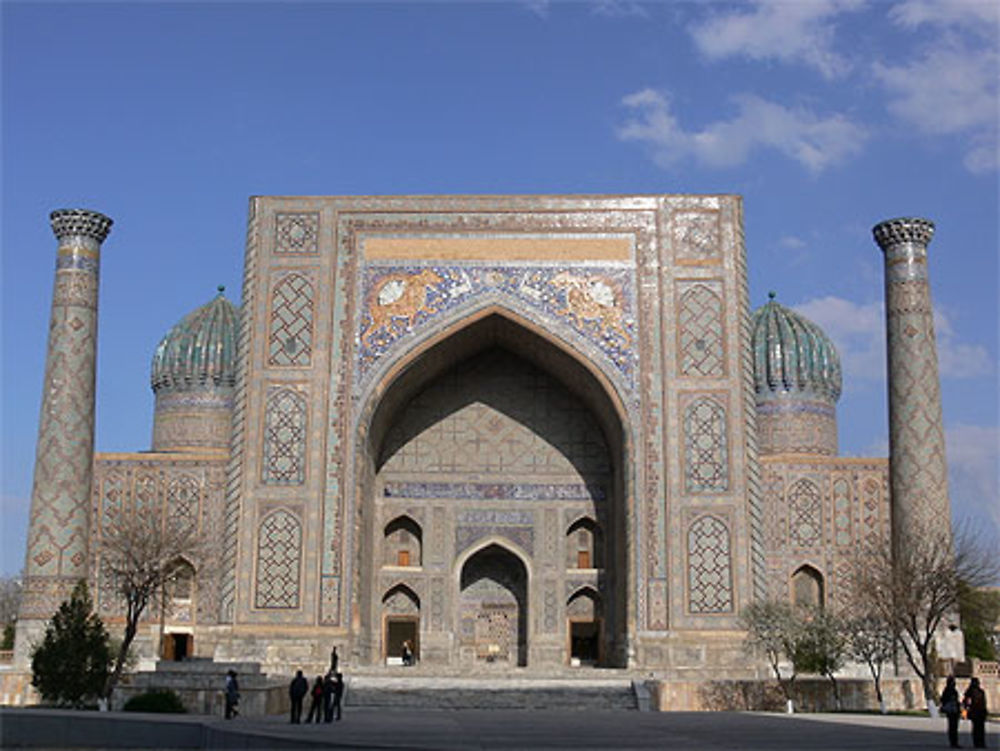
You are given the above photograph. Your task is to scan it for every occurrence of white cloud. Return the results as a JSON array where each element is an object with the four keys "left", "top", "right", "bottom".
[
  {"left": 877, "top": 2, "right": 999, "bottom": 173},
  {"left": 889, "top": 0, "right": 999, "bottom": 35},
  {"left": 793, "top": 296, "right": 993, "bottom": 382},
  {"left": 617, "top": 89, "right": 867, "bottom": 174},
  {"left": 592, "top": 1, "right": 649, "bottom": 18},
  {"left": 688, "top": 0, "right": 865, "bottom": 79},
  {"left": 946, "top": 423, "right": 1000, "bottom": 540},
  {"left": 780, "top": 235, "right": 807, "bottom": 249}
]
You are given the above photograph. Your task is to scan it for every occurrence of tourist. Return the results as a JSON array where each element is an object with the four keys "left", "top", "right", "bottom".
[
  {"left": 940, "top": 676, "right": 961, "bottom": 748},
  {"left": 332, "top": 672, "right": 344, "bottom": 721},
  {"left": 289, "top": 669, "right": 308, "bottom": 724},
  {"left": 330, "top": 646, "right": 339, "bottom": 674},
  {"left": 402, "top": 640, "right": 413, "bottom": 666},
  {"left": 323, "top": 671, "right": 335, "bottom": 722},
  {"left": 224, "top": 669, "right": 240, "bottom": 719},
  {"left": 963, "top": 677, "right": 988, "bottom": 748},
  {"left": 305, "top": 675, "right": 324, "bottom": 723}
]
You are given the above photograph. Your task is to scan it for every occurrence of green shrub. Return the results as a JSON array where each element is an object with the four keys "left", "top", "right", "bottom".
[{"left": 123, "top": 689, "right": 187, "bottom": 713}]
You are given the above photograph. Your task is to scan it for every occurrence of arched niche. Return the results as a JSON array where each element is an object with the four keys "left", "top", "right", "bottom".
[
  {"left": 791, "top": 564, "right": 825, "bottom": 609},
  {"left": 384, "top": 515, "right": 422, "bottom": 568},
  {"left": 458, "top": 543, "right": 528, "bottom": 667},
  {"left": 381, "top": 583, "right": 420, "bottom": 664},
  {"left": 566, "top": 517, "right": 602, "bottom": 570}
]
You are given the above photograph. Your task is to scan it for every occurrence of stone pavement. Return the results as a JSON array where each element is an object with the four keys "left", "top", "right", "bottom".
[{"left": 3, "top": 707, "right": 998, "bottom": 750}]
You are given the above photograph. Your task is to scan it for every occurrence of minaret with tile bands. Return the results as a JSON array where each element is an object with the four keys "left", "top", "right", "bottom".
[
  {"left": 15, "top": 209, "right": 113, "bottom": 664},
  {"left": 873, "top": 217, "right": 951, "bottom": 551}
]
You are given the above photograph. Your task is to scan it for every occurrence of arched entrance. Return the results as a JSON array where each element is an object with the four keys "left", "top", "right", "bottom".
[
  {"left": 356, "top": 310, "right": 629, "bottom": 669},
  {"left": 459, "top": 544, "right": 527, "bottom": 666}
]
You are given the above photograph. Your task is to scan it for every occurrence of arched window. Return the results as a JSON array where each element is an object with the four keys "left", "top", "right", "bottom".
[
  {"left": 384, "top": 516, "right": 422, "bottom": 568},
  {"left": 792, "top": 565, "right": 825, "bottom": 609},
  {"left": 567, "top": 517, "right": 602, "bottom": 569}
]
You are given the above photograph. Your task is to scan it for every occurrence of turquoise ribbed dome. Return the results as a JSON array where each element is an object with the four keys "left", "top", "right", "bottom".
[
  {"left": 151, "top": 287, "right": 238, "bottom": 393},
  {"left": 751, "top": 293, "right": 842, "bottom": 403}
]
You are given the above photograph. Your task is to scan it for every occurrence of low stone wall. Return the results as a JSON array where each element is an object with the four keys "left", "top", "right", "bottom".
[{"left": 653, "top": 676, "right": 1000, "bottom": 712}]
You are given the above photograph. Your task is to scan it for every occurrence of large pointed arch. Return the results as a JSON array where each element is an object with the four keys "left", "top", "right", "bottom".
[{"left": 349, "top": 304, "right": 633, "bottom": 668}]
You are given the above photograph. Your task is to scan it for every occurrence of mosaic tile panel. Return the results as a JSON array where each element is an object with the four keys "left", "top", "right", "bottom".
[
  {"left": 254, "top": 509, "right": 301, "bottom": 609},
  {"left": 261, "top": 387, "right": 307, "bottom": 485},
  {"left": 384, "top": 482, "right": 604, "bottom": 502},
  {"left": 687, "top": 515, "right": 733, "bottom": 614},
  {"left": 677, "top": 283, "right": 725, "bottom": 377},
  {"left": 167, "top": 474, "right": 200, "bottom": 532},
  {"left": 274, "top": 212, "right": 319, "bottom": 254},
  {"left": 357, "top": 264, "right": 636, "bottom": 388},
  {"left": 832, "top": 477, "right": 851, "bottom": 546},
  {"left": 789, "top": 478, "right": 822, "bottom": 548},
  {"left": 672, "top": 209, "right": 721, "bottom": 263},
  {"left": 268, "top": 273, "right": 315, "bottom": 367},
  {"left": 683, "top": 396, "right": 729, "bottom": 493}
]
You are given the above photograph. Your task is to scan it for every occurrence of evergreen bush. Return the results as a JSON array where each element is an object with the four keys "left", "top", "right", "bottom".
[{"left": 123, "top": 689, "right": 187, "bottom": 713}]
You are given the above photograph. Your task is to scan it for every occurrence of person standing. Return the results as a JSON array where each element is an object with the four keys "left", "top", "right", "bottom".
[
  {"left": 330, "top": 646, "right": 339, "bottom": 674},
  {"left": 322, "top": 672, "right": 335, "bottom": 722},
  {"left": 305, "top": 675, "right": 324, "bottom": 723},
  {"left": 401, "top": 640, "right": 413, "bottom": 666},
  {"left": 289, "top": 670, "right": 308, "bottom": 724},
  {"left": 331, "top": 672, "right": 344, "bottom": 721},
  {"left": 941, "top": 676, "right": 961, "bottom": 748},
  {"left": 963, "top": 677, "right": 988, "bottom": 749},
  {"left": 224, "top": 670, "right": 240, "bottom": 720}
]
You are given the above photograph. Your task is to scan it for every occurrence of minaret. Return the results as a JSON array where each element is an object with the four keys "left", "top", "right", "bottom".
[
  {"left": 872, "top": 217, "right": 951, "bottom": 551},
  {"left": 15, "top": 209, "right": 112, "bottom": 665}
]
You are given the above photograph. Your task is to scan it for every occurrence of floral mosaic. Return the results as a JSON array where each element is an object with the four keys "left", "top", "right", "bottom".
[{"left": 357, "top": 264, "right": 636, "bottom": 387}]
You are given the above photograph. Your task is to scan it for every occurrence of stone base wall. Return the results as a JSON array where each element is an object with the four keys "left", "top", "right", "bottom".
[{"left": 654, "top": 676, "right": 1000, "bottom": 713}]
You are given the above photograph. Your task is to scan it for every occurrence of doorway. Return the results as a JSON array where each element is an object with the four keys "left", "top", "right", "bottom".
[
  {"left": 162, "top": 632, "right": 192, "bottom": 661},
  {"left": 385, "top": 617, "right": 418, "bottom": 665}
]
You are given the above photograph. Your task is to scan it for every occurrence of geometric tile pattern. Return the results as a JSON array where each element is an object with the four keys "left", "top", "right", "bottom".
[
  {"left": 21, "top": 210, "right": 111, "bottom": 619},
  {"left": 788, "top": 478, "right": 822, "bottom": 548},
  {"left": 832, "top": 477, "right": 851, "bottom": 546},
  {"left": 683, "top": 396, "right": 729, "bottom": 493},
  {"left": 268, "top": 273, "right": 314, "bottom": 367},
  {"left": 167, "top": 474, "right": 200, "bottom": 532},
  {"left": 678, "top": 284, "right": 724, "bottom": 376},
  {"left": 274, "top": 212, "right": 319, "bottom": 254},
  {"left": 873, "top": 218, "right": 949, "bottom": 544},
  {"left": 687, "top": 515, "right": 733, "bottom": 613},
  {"left": 261, "top": 388, "right": 307, "bottom": 485},
  {"left": 254, "top": 509, "right": 301, "bottom": 609}
]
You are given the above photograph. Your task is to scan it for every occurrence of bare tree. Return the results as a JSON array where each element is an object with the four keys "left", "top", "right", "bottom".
[
  {"left": 99, "top": 513, "right": 202, "bottom": 699},
  {"left": 853, "top": 520, "right": 1000, "bottom": 714},
  {"left": 741, "top": 600, "right": 807, "bottom": 712}
]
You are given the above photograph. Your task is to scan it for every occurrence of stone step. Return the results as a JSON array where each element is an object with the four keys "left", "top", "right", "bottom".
[{"left": 343, "top": 676, "right": 639, "bottom": 711}]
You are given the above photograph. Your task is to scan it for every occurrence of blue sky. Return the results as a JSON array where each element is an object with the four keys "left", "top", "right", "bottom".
[{"left": 2, "top": 1, "right": 997, "bottom": 575}]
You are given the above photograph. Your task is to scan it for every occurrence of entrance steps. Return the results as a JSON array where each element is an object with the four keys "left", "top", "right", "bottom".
[{"left": 344, "top": 672, "right": 642, "bottom": 711}]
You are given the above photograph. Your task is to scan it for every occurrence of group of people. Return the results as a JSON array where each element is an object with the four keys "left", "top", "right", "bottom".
[
  {"left": 288, "top": 646, "right": 345, "bottom": 724},
  {"left": 941, "top": 676, "right": 989, "bottom": 749}
]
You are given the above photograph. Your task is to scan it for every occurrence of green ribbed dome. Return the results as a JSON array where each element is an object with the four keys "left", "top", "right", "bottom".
[
  {"left": 151, "top": 287, "right": 238, "bottom": 393},
  {"left": 751, "top": 293, "right": 842, "bottom": 403}
]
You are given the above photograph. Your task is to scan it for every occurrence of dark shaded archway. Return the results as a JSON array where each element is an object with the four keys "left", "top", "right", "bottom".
[{"left": 459, "top": 544, "right": 528, "bottom": 667}]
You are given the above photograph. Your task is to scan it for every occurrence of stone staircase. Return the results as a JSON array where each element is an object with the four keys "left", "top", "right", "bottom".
[{"left": 344, "top": 674, "right": 643, "bottom": 711}]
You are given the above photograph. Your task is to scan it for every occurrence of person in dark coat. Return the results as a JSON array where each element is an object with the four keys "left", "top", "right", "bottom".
[
  {"left": 224, "top": 670, "right": 240, "bottom": 719},
  {"left": 305, "top": 676, "right": 324, "bottom": 723},
  {"left": 331, "top": 672, "right": 344, "bottom": 721},
  {"left": 322, "top": 672, "right": 335, "bottom": 722},
  {"left": 963, "top": 677, "right": 988, "bottom": 749},
  {"left": 289, "top": 670, "right": 308, "bottom": 724},
  {"left": 330, "top": 646, "right": 339, "bottom": 674},
  {"left": 941, "top": 676, "right": 961, "bottom": 748}
]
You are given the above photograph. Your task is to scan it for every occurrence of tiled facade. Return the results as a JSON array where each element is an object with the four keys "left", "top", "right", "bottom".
[{"left": 18, "top": 196, "right": 920, "bottom": 681}]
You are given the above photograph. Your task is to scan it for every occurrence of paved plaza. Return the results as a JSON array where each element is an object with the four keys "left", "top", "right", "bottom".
[{"left": 2, "top": 707, "right": 997, "bottom": 750}]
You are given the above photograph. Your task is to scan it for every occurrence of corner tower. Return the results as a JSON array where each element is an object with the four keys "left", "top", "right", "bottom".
[
  {"left": 873, "top": 217, "right": 951, "bottom": 548},
  {"left": 17, "top": 209, "right": 112, "bottom": 662}
]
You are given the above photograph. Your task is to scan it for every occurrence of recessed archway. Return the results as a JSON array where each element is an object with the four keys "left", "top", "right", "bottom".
[
  {"left": 354, "top": 309, "right": 630, "bottom": 668},
  {"left": 459, "top": 543, "right": 528, "bottom": 667}
]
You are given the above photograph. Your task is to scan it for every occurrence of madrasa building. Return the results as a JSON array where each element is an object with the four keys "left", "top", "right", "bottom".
[{"left": 13, "top": 195, "right": 952, "bottom": 683}]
